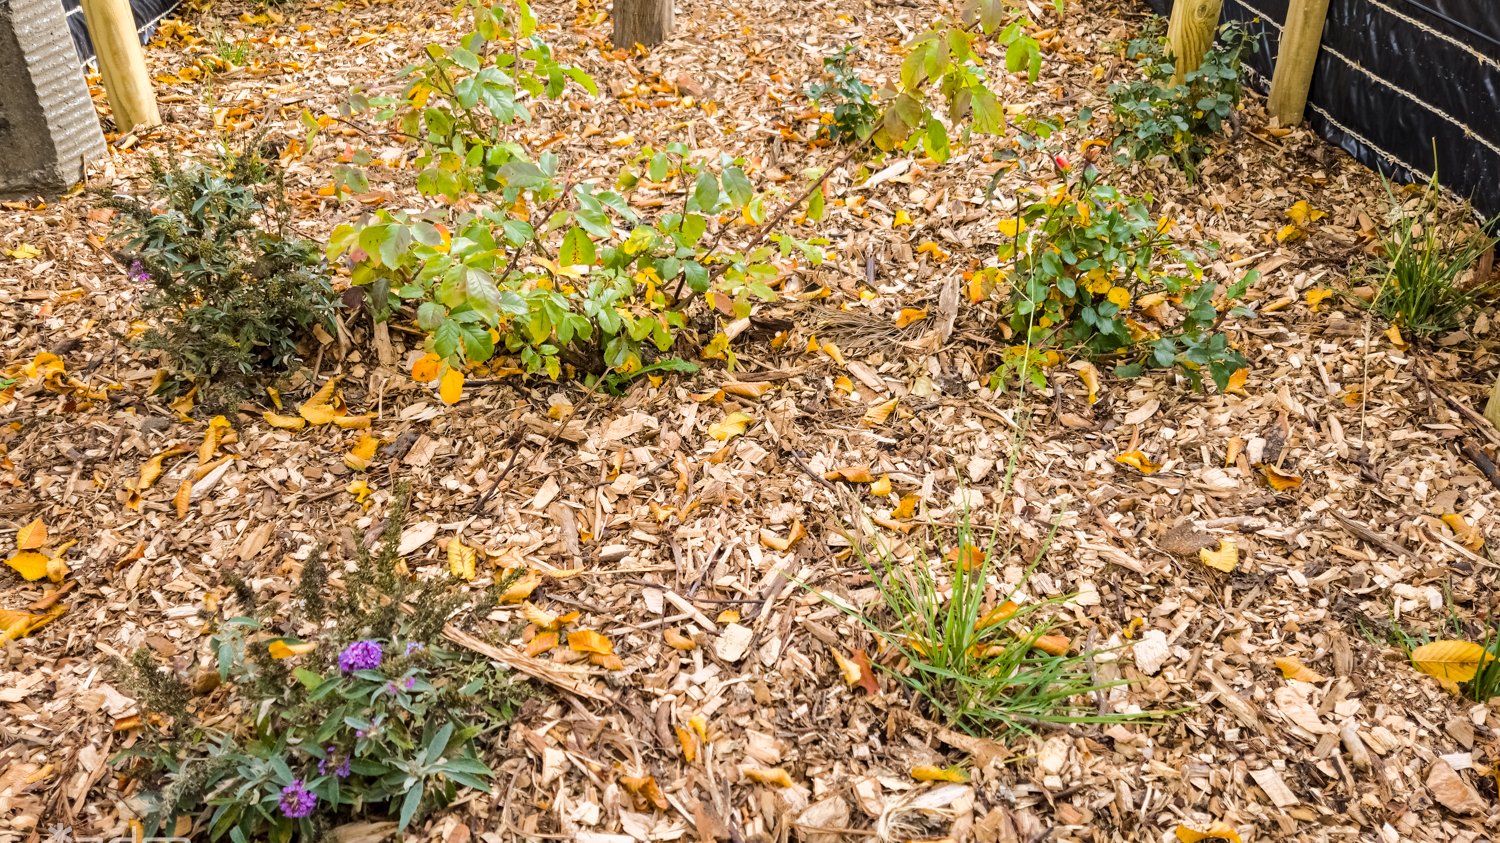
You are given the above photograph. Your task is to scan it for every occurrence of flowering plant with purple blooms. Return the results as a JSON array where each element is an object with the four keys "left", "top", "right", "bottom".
[
  {"left": 128, "top": 491, "right": 523, "bottom": 841},
  {"left": 338, "top": 639, "right": 384, "bottom": 673}
]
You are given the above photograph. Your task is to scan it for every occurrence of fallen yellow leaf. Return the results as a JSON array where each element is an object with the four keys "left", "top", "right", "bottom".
[
  {"left": 1115, "top": 451, "right": 1161, "bottom": 474},
  {"left": 15, "top": 518, "right": 46, "bottom": 550},
  {"left": 821, "top": 341, "right": 846, "bottom": 365},
  {"left": 861, "top": 397, "right": 898, "bottom": 427},
  {"left": 895, "top": 307, "right": 928, "bottom": 328},
  {"left": 831, "top": 648, "right": 862, "bottom": 686},
  {"left": 1284, "top": 200, "right": 1326, "bottom": 228},
  {"left": 1075, "top": 362, "right": 1101, "bottom": 404},
  {"left": 723, "top": 381, "right": 774, "bottom": 399},
  {"left": 996, "top": 217, "right": 1026, "bottom": 237},
  {"left": 1175, "top": 822, "right": 1242, "bottom": 843},
  {"left": 331, "top": 414, "right": 373, "bottom": 430},
  {"left": 824, "top": 466, "right": 875, "bottom": 483},
  {"left": 1305, "top": 288, "right": 1334, "bottom": 312},
  {"left": 524, "top": 630, "right": 559, "bottom": 657},
  {"left": 1032, "top": 634, "right": 1070, "bottom": 656},
  {"left": 869, "top": 474, "right": 892, "bottom": 496},
  {"left": 499, "top": 569, "right": 541, "bottom": 602},
  {"left": 1411, "top": 640, "right": 1493, "bottom": 684},
  {"left": 892, "top": 209, "right": 913, "bottom": 227},
  {"left": 708, "top": 411, "right": 754, "bottom": 441},
  {"left": 447, "top": 537, "right": 477, "bottom": 580},
  {"left": 891, "top": 494, "right": 920, "bottom": 520},
  {"left": 1223, "top": 367, "right": 1248, "bottom": 396},
  {"left": 4, "top": 551, "right": 50, "bottom": 580},
  {"left": 1385, "top": 324, "right": 1406, "bottom": 349},
  {"left": 1199, "top": 537, "right": 1239, "bottom": 572},
  {"left": 199, "top": 415, "right": 232, "bottom": 464},
  {"left": 911, "top": 765, "right": 970, "bottom": 783},
  {"left": 344, "top": 435, "right": 379, "bottom": 471},
  {"left": 175, "top": 477, "right": 192, "bottom": 519},
  {"left": 299, "top": 379, "right": 340, "bottom": 425},
  {"left": 1275, "top": 223, "right": 1305, "bottom": 243},
  {"left": 263, "top": 411, "right": 307, "bottom": 430},
  {"left": 346, "top": 479, "right": 373, "bottom": 505},
  {"left": 1273, "top": 656, "right": 1326, "bottom": 683},
  {"left": 439, "top": 368, "right": 465, "bottom": 404}
]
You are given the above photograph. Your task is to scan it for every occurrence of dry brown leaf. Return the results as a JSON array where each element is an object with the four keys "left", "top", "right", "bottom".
[{"left": 824, "top": 466, "right": 875, "bottom": 483}]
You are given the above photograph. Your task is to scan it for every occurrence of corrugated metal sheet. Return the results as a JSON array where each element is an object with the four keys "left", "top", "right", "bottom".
[
  {"left": 61, "top": 0, "right": 182, "bottom": 66},
  {"left": 0, "top": 0, "right": 105, "bottom": 194}
]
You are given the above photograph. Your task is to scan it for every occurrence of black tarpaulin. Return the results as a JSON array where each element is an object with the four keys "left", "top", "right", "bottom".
[
  {"left": 60, "top": 0, "right": 182, "bottom": 66},
  {"left": 1143, "top": 0, "right": 1500, "bottom": 218}
]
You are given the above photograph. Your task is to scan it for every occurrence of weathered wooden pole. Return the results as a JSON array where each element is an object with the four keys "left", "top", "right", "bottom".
[
  {"left": 79, "top": 0, "right": 161, "bottom": 131},
  {"left": 1268, "top": 0, "right": 1331, "bottom": 125},
  {"left": 612, "top": 0, "right": 673, "bottom": 49},
  {"left": 1166, "top": 0, "right": 1225, "bottom": 84}
]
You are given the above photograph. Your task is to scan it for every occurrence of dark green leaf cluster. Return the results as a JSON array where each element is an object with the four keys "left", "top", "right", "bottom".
[
  {"left": 1107, "top": 20, "right": 1252, "bottom": 180},
  {"left": 807, "top": 46, "right": 880, "bottom": 144},
  {"left": 104, "top": 145, "right": 337, "bottom": 409}
]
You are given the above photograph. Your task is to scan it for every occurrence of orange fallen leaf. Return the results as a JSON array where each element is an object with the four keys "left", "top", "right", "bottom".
[
  {"left": 1441, "top": 513, "right": 1485, "bottom": 552},
  {"left": 664, "top": 627, "right": 697, "bottom": 650},
  {"left": 676, "top": 726, "right": 697, "bottom": 763},
  {"left": 620, "top": 773, "right": 670, "bottom": 811},
  {"left": 744, "top": 767, "right": 794, "bottom": 787},
  {"left": 895, "top": 307, "right": 928, "bottom": 328},
  {"left": 976, "top": 600, "right": 1019, "bottom": 630},
  {"left": 1115, "top": 451, "right": 1161, "bottom": 474},
  {"left": 1273, "top": 656, "right": 1326, "bottom": 683},
  {"left": 1260, "top": 464, "right": 1303, "bottom": 491},
  {"left": 851, "top": 648, "right": 879, "bottom": 695},
  {"left": 411, "top": 352, "right": 443, "bottom": 383},
  {"left": 1032, "top": 634, "right": 1070, "bottom": 656},
  {"left": 1175, "top": 822, "right": 1242, "bottom": 843},
  {"left": 267, "top": 639, "right": 317, "bottom": 659},
  {"left": 1075, "top": 363, "right": 1101, "bottom": 404},
  {"left": 15, "top": 518, "right": 46, "bottom": 550},
  {"left": 723, "top": 381, "right": 774, "bottom": 399},
  {"left": 263, "top": 411, "right": 307, "bottom": 430},
  {"left": 198, "top": 415, "right": 233, "bottom": 464},
  {"left": 344, "top": 434, "right": 379, "bottom": 471},
  {"left": 524, "top": 630, "right": 559, "bottom": 657},
  {"left": 861, "top": 397, "right": 898, "bottom": 427},
  {"left": 824, "top": 466, "right": 875, "bottom": 483},
  {"left": 568, "top": 629, "right": 614, "bottom": 655},
  {"left": 946, "top": 544, "right": 986, "bottom": 572},
  {"left": 1305, "top": 288, "right": 1334, "bottom": 312}
]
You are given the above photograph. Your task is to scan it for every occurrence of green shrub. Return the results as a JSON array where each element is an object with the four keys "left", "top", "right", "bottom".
[
  {"left": 118, "top": 489, "right": 527, "bottom": 842},
  {"left": 807, "top": 46, "right": 880, "bottom": 144},
  {"left": 1369, "top": 176, "right": 1499, "bottom": 337},
  {"left": 1108, "top": 20, "right": 1252, "bottom": 179},
  {"left": 991, "top": 167, "right": 1253, "bottom": 391},
  {"left": 105, "top": 146, "right": 337, "bottom": 408}
]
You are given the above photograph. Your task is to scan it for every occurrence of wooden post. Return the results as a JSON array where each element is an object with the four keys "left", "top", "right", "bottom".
[
  {"left": 1485, "top": 376, "right": 1500, "bottom": 431},
  {"left": 1267, "top": 0, "right": 1331, "bottom": 126},
  {"left": 79, "top": 0, "right": 160, "bottom": 131},
  {"left": 612, "top": 0, "right": 673, "bottom": 49},
  {"left": 1166, "top": 0, "right": 1225, "bottom": 84}
]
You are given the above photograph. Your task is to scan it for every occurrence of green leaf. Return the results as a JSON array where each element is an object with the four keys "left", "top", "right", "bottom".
[
  {"left": 398, "top": 783, "right": 424, "bottom": 829},
  {"left": 689, "top": 171, "right": 720, "bottom": 213},
  {"left": 808, "top": 184, "right": 826, "bottom": 221},
  {"left": 559, "top": 226, "right": 596, "bottom": 267},
  {"left": 721, "top": 166, "right": 753, "bottom": 208},
  {"left": 925, "top": 119, "right": 951, "bottom": 163},
  {"left": 292, "top": 668, "right": 324, "bottom": 689}
]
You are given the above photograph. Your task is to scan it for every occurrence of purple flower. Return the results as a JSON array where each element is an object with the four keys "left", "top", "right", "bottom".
[
  {"left": 338, "top": 640, "right": 383, "bottom": 673},
  {"left": 335, "top": 758, "right": 351, "bottom": 779},
  {"left": 403, "top": 676, "right": 416, "bottom": 690},
  {"left": 404, "top": 642, "right": 424, "bottom": 656},
  {"left": 127, "top": 260, "right": 149, "bottom": 284},
  {"left": 279, "top": 779, "right": 317, "bottom": 819},
  {"left": 317, "top": 757, "right": 328, "bottom": 776}
]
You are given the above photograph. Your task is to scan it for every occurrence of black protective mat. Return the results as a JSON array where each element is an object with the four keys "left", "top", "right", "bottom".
[
  {"left": 60, "top": 0, "right": 182, "bottom": 66},
  {"left": 1144, "top": 0, "right": 1500, "bottom": 217}
]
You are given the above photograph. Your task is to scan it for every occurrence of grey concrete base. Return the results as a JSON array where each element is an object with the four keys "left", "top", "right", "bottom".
[{"left": 0, "top": 0, "right": 107, "bottom": 196}]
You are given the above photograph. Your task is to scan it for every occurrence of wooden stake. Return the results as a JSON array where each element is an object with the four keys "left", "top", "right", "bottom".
[
  {"left": 1485, "top": 373, "right": 1500, "bottom": 431},
  {"left": 79, "top": 0, "right": 160, "bottom": 132},
  {"left": 1166, "top": 0, "right": 1225, "bottom": 84},
  {"left": 1267, "top": 0, "right": 1331, "bottom": 126}
]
